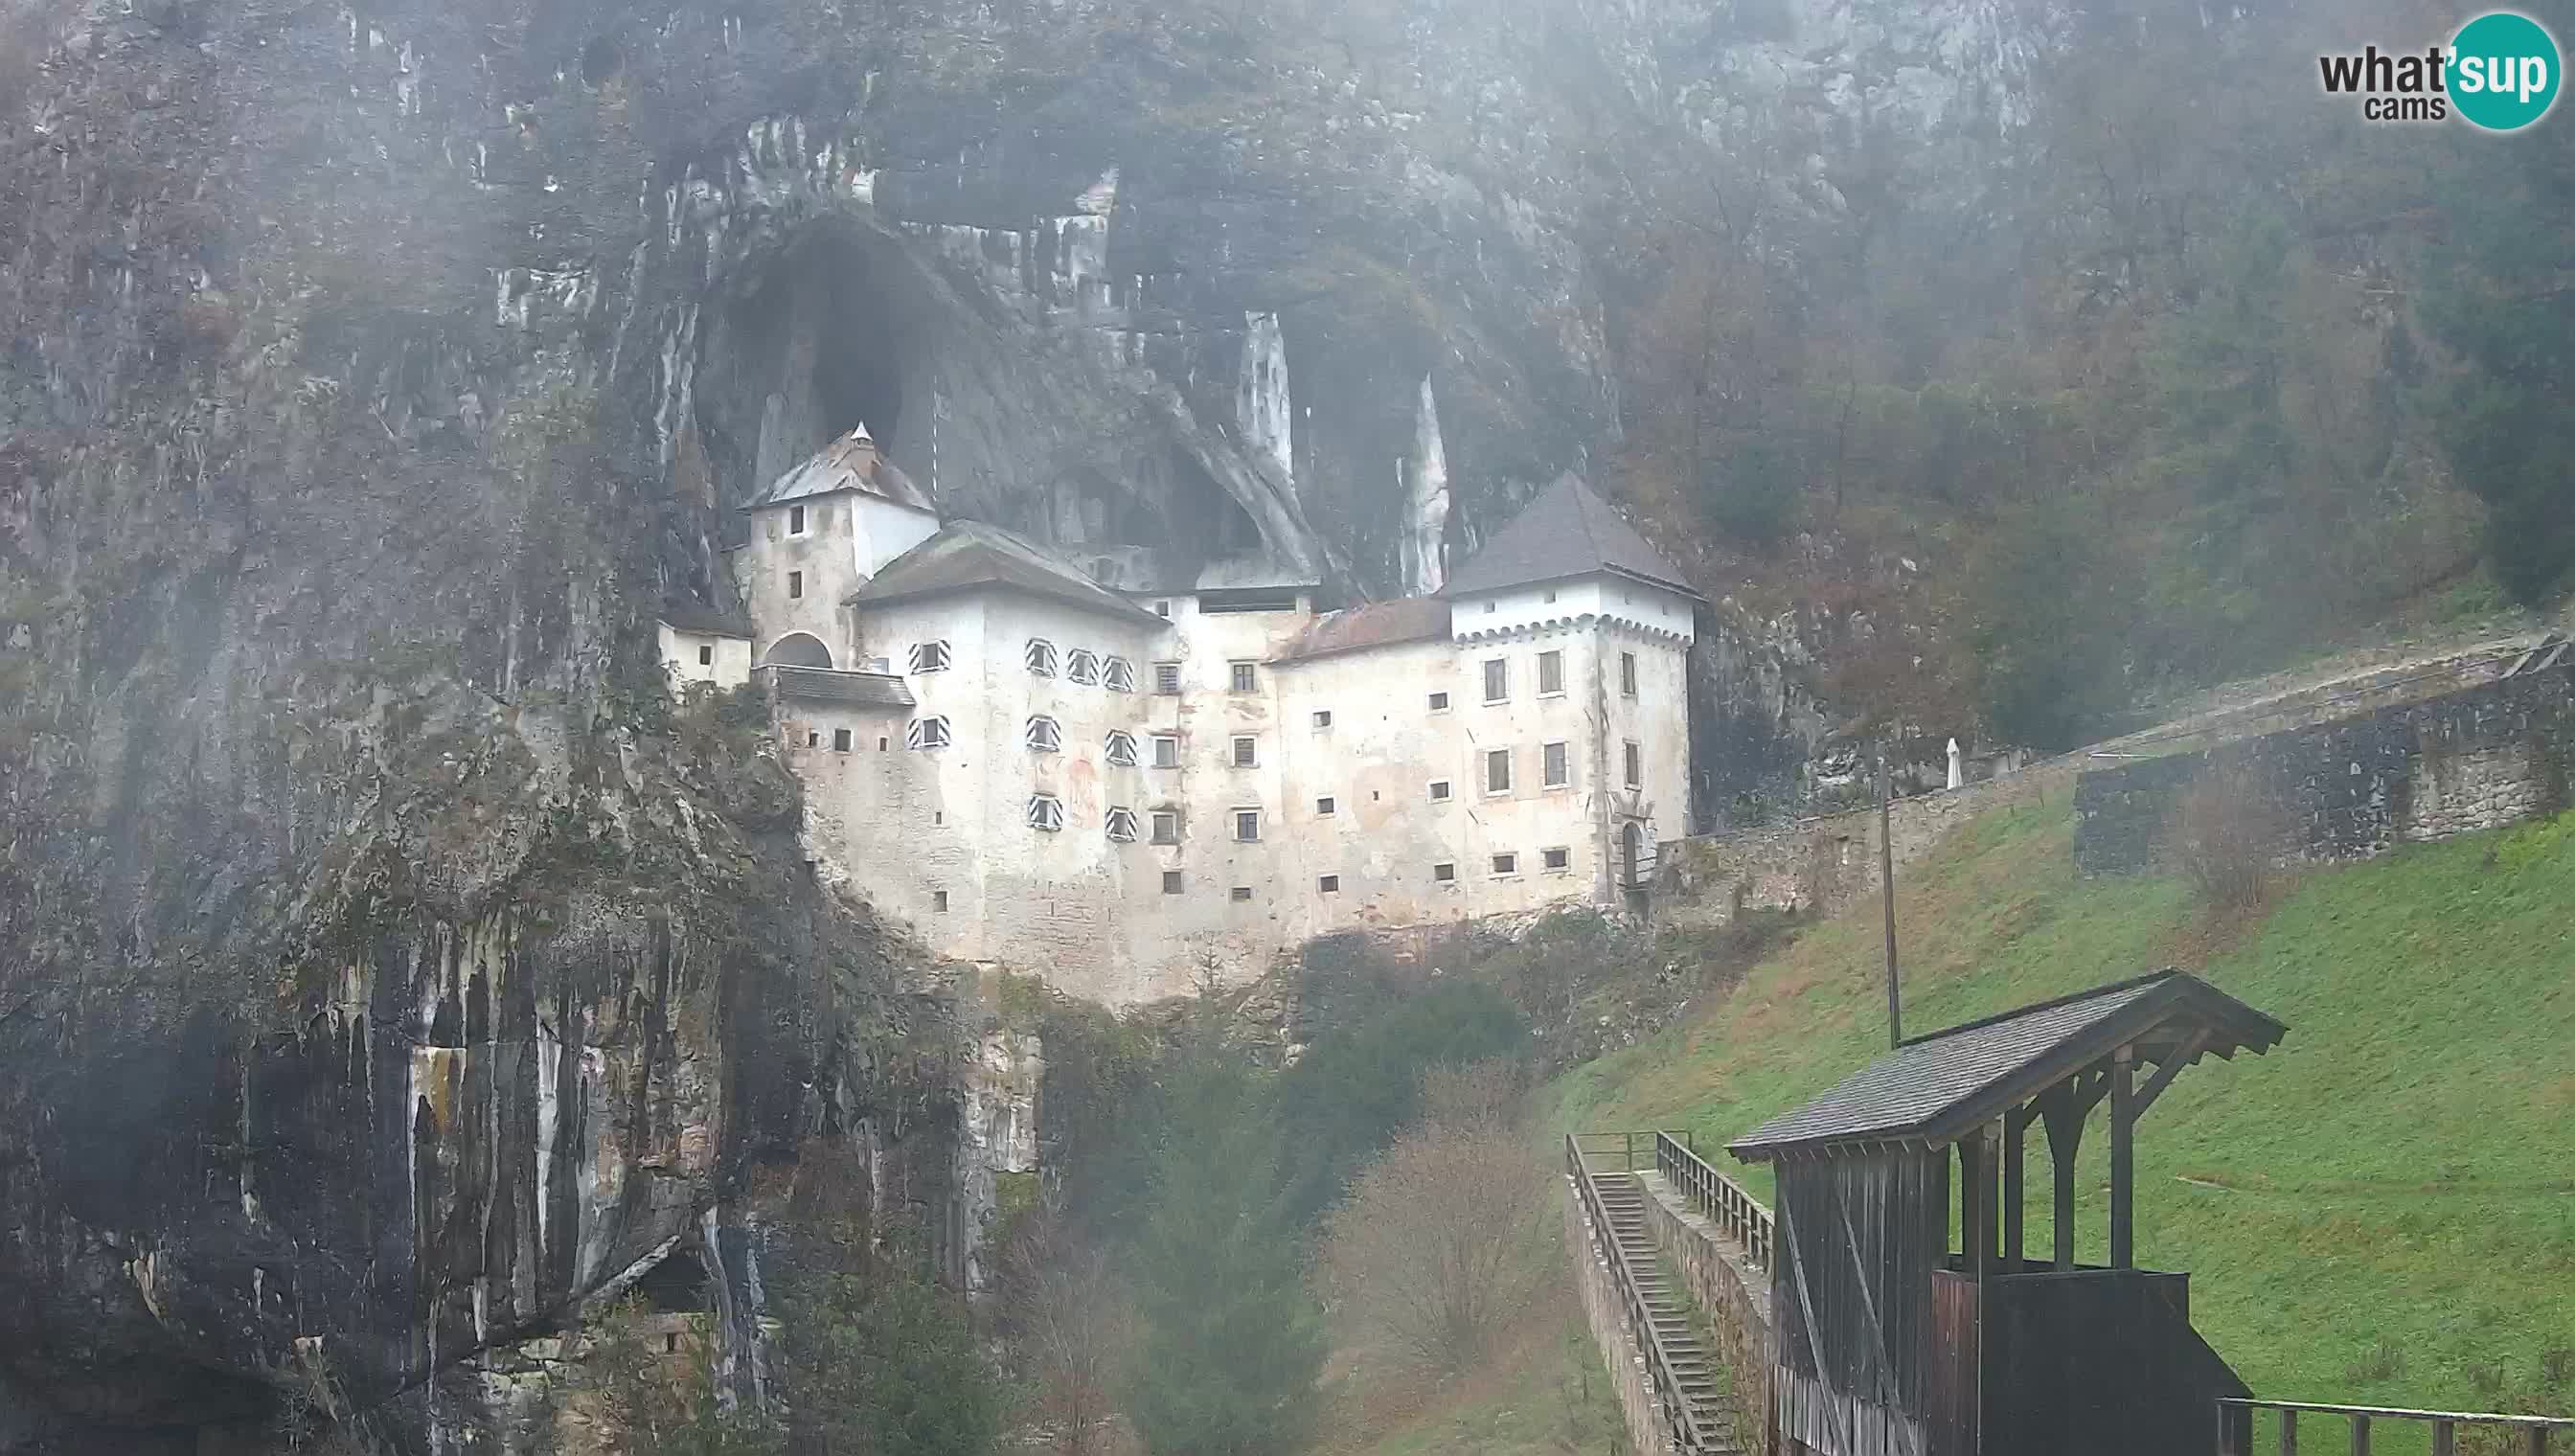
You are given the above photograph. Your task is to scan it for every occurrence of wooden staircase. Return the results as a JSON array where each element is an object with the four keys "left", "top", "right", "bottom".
[{"left": 1589, "top": 1169, "right": 1741, "bottom": 1452}]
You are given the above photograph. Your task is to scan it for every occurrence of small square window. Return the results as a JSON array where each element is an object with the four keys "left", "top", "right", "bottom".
[
  {"left": 665, "top": 1331, "right": 681, "bottom": 1354},
  {"left": 1232, "top": 736, "right": 1258, "bottom": 768},
  {"left": 910, "top": 641, "right": 951, "bottom": 673},
  {"left": 1230, "top": 885, "right": 1253, "bottom": 902},
  {"left": 1486, "top": 748, "right": 1513, "bottom": 795},
  {"left": 1163, "top": 870, "right": 1184, "bottom": 894},
  {"left": 1625, "top": 739, "right": 1643, "bottom": 789},
  {"left": 1428, "top": 780, "right": 1451, "bottom": 802},
  {"left": 697, "top": 644, "right": 713, "bottom": 666},
  {"left": 1316, "top": 797, "right": 1335, "bottom": 816},
  {"left": 1620, "top": 651, "right": 1638, "bottom": 697},
  {"left": 1483, "top": 657, "right": 1508, "bottom": 702},
  {"left": 1153, "top": 662, "right": 1182, "bottom": 694},
  {"left": 877, "top": 737, "right": 889, "bottom": 751},
  {"left": 1482, "top": 601, "right": 1496, "bottom": 614},
  {"left": 1543, "top": 740, "right": 1569, "bottom": 787},
  {"left": 1234, "top": 809, "right": 1261, "bottom": 842},
  {"left": 1105, "top": 807, "right": 1140, "bottom": 843},
  {"left": 1542, "top": 586, "right": 1557, "bottom": 603},
  {"left": 806, "top": 730, "right": 820, "bottom": 748},
  {"left": 1151, "top": 809, "right": 1181, "bottom": 845},
  {"left": 1155, "top": 600, "right": 1172, "bottom": 617},
  {"left": 933, "top": 890, "right": 950, "bottom": 912},
  {"left": 1230, "top": 661, "right": 1257, "bottom": 694},
  {"left": 788, "top": 504, "right": 807, "bottom": 535},
  {"left": 1491, "top": 853, "right": 1518, "bottom": 876},
  {"left": 1427, "top": 691, "right": 1449, "bottom": 712},
  {"left": 786, "top": 570, "right": 804, "bottom": 600},
  {"left": 1433, "top": 861, "right": 1457, "bottom": 883},
  {"left": 1067, "top": 649, "right": 1100, "bottom": 686},
  {"left": 1318, "top": 875, "right": 1340, "bottom": 894},
  {"left": 832, "top": 728, "right": 853, "bottom": 752},
  {"left": 1538, "top": 649, "right": 1564, "bottom": 696},
  {"left": 1542, "top": 847, "right": 1571, "bottom": 872},
  {"left": 1312, "top": 710, "right": 1333, "bottom": 729},
  {"left": 1152, "top": 735, "right": 1181, "bottom": 769},
  {"left": 1027, "top": 794, "right": 1064, "bottom": 831}
]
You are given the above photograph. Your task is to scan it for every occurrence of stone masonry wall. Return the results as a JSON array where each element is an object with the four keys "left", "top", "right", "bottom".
[
  {"left": 1563, "top": 1177, "right": 1681, "bottom": 1456},
  {"left": 1639, "top": 1171, "right": 1778, "bottom": 1456},
  {"left": 1653, "top": 756, "right": 2084, "bottom": 932},
  {"left": 2076, "top": 657, "right": 2575, "bottom": 876}
]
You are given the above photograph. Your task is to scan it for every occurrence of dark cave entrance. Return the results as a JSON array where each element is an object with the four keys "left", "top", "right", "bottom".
[{"left": 700, "top": 222, "right": 920, "bottom": 512}]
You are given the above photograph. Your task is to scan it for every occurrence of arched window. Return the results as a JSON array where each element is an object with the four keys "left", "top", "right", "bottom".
[
  {"left": 1027, "top": 794, "right": 1064, "bottom": 832},
  {"left": 905, "top": 717, "right": 950, "bottom": 750},
  {"left": 1066, "top": 649, "right": 1100, "bottom": 686},
  {"left": 762, "top": 632, "right": 834, "bottom": 669},
  {"left": 1026, "top": 716, "right": 1061, "bottom": 753},
  {"left": 1105, "top": 807, "right": 1139, "bottom": 843},
  {"left": 909, "top": 641, "right": 951, "bottom": 673},
  {"left": 1025, "top": 638, "right": 1058, "bottom": 677},
  {"left": 1103, "top": 656, "right": 1135, "bottom": 693},
  {"left": 1104, "top": 730, "right": 1139, "bottom": 767}
]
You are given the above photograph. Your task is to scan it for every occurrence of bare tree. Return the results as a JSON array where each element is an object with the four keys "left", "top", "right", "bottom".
[
  {"left": 1317, "top": 1070, "right": 1551, "bottom": 1374},
  {"left": 999, "top": 1210, "right": 1134, "bottom": 1456},
  {"left": 2167, "top": 763, "right": 2294, "bottom": 911}
]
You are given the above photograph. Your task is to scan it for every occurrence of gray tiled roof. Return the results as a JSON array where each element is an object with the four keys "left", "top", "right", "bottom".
[
  {"left": 849, "top": 520, "right": 1170, "bottom": 628},
  {"left": 1445, "top": 472, "right": 1698, "bottom": 599},
  {"left": 1728, "top": 971, "right": 2286, "bottom": 1160},
  {"left": 749, "top": 427, "right": 935, "bottom": 513},
  {"left": 767, "top": 666, "right": 916, "bottom": 709},
  {"left": 657, "top": 598, "right": 755, "bottom": 638}
]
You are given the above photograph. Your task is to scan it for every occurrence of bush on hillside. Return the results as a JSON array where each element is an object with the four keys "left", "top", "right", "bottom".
[
  {"left": 1316, "top": 1066, "right": 1551, "bottom": 1375},
  {"left": 2166, "top": 764, "right": 2294, "bottom": 910}
]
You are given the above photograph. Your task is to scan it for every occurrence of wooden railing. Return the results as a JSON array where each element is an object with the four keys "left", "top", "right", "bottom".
[
  {"left": 1564, "top": 1133, "right": 1718, "bottom": 1452},
  {"left": 1653, "top": 1130, "right": 1774, "bottom": 1274},
  {"left": 2221, "top": 1399, "right": 2574, "bottom": 1455}
]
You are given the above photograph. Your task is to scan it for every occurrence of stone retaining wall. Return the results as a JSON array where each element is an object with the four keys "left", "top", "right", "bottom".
[
  {"left": 1563, "top": 1177, "right": 1678, "bottom": 1456},
  {"left": 2076, "top": 657, "right": 2575, "bottom": 876},
  {"left": 1638, "top": 1171, "right": 1777, "bottom": 1456}
]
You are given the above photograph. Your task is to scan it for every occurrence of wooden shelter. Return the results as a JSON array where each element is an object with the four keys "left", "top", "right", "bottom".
[{"left": 1729, "top": 969, "right": 2288, "bottom": 1456}]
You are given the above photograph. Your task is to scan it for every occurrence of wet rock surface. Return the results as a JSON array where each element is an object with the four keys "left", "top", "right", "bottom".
[{"left": 0, "top": 0, "right": 2039, "bottom": 1445}]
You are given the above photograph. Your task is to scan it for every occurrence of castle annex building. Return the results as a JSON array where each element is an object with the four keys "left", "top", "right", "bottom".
[{"left": 667, "top": 427, "right": 1699, "bottom": 1005}]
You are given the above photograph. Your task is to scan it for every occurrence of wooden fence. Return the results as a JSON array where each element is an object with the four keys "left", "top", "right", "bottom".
[{"left": 2221, "top": 1399, "right": 2575, "bottom": 1455}]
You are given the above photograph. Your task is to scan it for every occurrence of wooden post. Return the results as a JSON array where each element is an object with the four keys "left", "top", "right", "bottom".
[
  {"left": 2434, "top": 1421, "right": 2457, "bottom": 1456},
  {"left": 2110, "top": 1046, "right": 2137, "bottom": 1270},
  {"left": 2351, "top": 1412, "right": 2371, "bottom": 1456},
  {"left": 2526, "top": 1426, "right": 2547, "bottom": 1456},
  {"left": 2220, "top": 1404, "right": 2252, "bottom": 1456},
  {"left": 1960, "top": 1132, "right": 1986, "bottom": 1270},
  {"left": 2003, "top": 1108, "right": 2027, "bottom": 1273},
  {"left": 2041, "top": 1083, "right": 2082, "bottom": 1272},
  {"left": 2282, "top": 1408, "right": 2298, "bottom": 1455},
  {"left": 1880, "top": 749, "right": 1902, "bottom": 1049}
]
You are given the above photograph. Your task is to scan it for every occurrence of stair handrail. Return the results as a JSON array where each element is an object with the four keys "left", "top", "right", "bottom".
[
  {"left": 1566, "top": 1133, "right": 1719, "bottom": 1452},
  {"left": 1653, "top": 1130, "right": 1775, "bottom": 1275}
]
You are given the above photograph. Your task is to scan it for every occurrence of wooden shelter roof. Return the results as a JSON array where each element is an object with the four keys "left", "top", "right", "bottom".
[{"left": 1730, "top": 970, "right": 2285, "bottom": 1161}]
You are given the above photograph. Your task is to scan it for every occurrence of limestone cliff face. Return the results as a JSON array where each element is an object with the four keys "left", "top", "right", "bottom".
[{"left": 0, "top": 0, "right": 2037, "bottom": 1446}]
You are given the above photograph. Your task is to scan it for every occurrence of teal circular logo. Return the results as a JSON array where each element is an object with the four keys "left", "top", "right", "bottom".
[{"left": 2449, "top": 11, "right": 2561, "bottom": 131}]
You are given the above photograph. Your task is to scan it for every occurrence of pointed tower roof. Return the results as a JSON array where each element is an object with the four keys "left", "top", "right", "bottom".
[
  {"left": 747, "top": 424, "right": 935, "bottom": 513},
  {"left": 1444, "top": 472, "right": 1698, "bottom": 600}
]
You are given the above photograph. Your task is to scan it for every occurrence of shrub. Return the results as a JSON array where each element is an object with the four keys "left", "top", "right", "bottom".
[{"left": 2166, "top": 763, "right": 2292, "bottom": 910}]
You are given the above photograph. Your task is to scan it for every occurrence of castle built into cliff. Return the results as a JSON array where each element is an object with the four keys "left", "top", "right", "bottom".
[{"left": 659, "top": 426, "right": 1699, "bottom": 1004}]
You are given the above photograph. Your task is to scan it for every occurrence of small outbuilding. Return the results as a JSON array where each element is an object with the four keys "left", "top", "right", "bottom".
[
  {"left": 1730, "top": 969, "right": 2288, "bottom": 1456},
  {"left": 657, "top": 599, "right": 756, "bottom": 691}
]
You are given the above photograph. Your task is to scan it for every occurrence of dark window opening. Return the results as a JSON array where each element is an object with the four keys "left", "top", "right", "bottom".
[
  {"left": 1230, "top": 885, "right": 1253, "bottom": 901},
  {"left": 697, "top": 644, "right": 713, "bottom": 666},
  {"left": 1433, "top": 862, "right": 1456, "bottom": 883},
  {"left": 1163, "top": 870, "right": 1184, "bottom": 894},
  {"left": 1318, "top": 875, "right": 1340, "bottom": 894},
  {"left": 788, "top": 504, "right": 807, "bottom": 534},
  {"left": 1429, "top": 780, "right": 1451, "bottom": 802},
  {"left": 933, "top": 890, "right": 949, "bottom": 912},
  {"left": 1315, "top": 797, "right": 1335, "bottom": 816},
  {"left": 1428, "top": 691, "right": 1449, "bottom": 711},
  {"left": 786, "top": 570, "right": 804, "bottom": 599},
  {"left": 1543, "top": 847, "right": 1571, "bottom": 872},
  {"left": 832, "top": 728, "right": 852, "bottom": 752},
  {"left": 1312, "top": 710, "right": 1333, "bottom": 729},
  {"left": 1492, "top": 853, "right": 1518, "bottom": 876},
  {"left": 1154, "top": 662, "right": 1182, "bottom": 694},
  {"left": 1200, "top": 589, "right": 1301, "bottom": 614},
  {"left": 1621, "top": 651, "right": 1638, "bottom": 696},
  {"left": 1230, "top": 661, "right": 1258, "bottom": 693}
]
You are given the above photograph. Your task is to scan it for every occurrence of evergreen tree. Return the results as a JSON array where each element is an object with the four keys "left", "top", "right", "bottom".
[{"left": 1124, "top": 1050, "right": 1328, "bottom": 1456}]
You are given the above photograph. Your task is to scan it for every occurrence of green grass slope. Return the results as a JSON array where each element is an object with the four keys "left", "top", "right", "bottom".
[{"left": 1553, "top": 801, "right": 2575, "bottom": 1426}]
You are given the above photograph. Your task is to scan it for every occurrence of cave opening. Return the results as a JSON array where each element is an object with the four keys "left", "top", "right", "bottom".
[{"left": 700, "top": 222, "right": 921, "bottom": 515}]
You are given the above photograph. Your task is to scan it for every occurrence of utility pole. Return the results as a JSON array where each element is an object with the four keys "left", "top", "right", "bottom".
[{"left": 1880, "top": 743, "right": 1903, "bottom": 1049}]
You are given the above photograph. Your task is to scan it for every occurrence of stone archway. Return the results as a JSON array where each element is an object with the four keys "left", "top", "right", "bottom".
[
  {"left": 1622, "top": 821, "right": 1646, "bottom": 890},
  {"left": 762, "top": 632, "right": 833, "bottom": 669}
]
